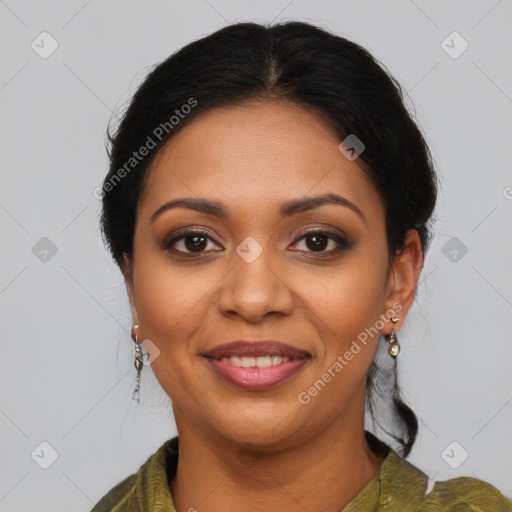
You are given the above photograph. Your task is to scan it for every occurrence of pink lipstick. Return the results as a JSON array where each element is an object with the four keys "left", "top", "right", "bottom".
[{"left": 203, "top": 341, "right": 310, "bottom": 390}]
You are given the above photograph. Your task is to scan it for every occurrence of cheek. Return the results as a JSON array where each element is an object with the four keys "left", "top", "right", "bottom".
[
  {"left": 298, "top": 261, "right": 388, "bottom": 398},
  {"left": 306, "top": 259, "right": 387, "bottom": 341},
  {"left": 132, "top": 252, "right": 219, "bottom": 360},
  {"left": 132, "top": 255, "right": 218, "bottom": 401}
]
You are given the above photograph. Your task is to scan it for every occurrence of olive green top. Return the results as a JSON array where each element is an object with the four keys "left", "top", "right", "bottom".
[{"left": 90, "top": 436, "right": 512, "bottom": 511}]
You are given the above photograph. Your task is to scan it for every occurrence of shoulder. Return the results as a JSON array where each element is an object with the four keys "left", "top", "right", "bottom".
[
  {"left": 422, "top": 476, "right": 512, "bottom": 511},
  {"left": 382, "top": 450, "right": 511, "bottom": 511},
  {"left": 89, "top": 473, "right": 138, "bottom": 512}
]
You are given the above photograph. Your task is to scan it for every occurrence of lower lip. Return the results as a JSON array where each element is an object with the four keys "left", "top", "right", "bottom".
[{"left": 205, "top": 357, "right": 309, "bottom": 390}]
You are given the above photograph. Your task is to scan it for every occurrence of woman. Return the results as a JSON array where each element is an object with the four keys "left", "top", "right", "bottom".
[{"left": 91, "top": 21, "right": 511, "bottom": 512}]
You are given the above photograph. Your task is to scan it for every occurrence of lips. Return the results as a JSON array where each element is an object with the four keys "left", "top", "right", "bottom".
[
  {"left": 203, "top": 341, "right": 309, "bottom": 360},
  {"left": 202, "top": 341, "right": 310, "bottom": 390}
]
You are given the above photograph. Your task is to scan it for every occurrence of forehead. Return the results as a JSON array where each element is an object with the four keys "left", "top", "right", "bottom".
[{"left": 139, "top": 100, "right": 383, "bottom": 220}]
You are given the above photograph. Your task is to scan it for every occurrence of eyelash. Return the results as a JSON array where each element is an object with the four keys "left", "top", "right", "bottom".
[{"left": 160, "top": 228, "right": 352, "bottom": 257}]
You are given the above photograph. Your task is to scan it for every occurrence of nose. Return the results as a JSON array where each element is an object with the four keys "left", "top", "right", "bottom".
[{"left": 217, "top": 246, "right": 294, "bottom": 323}]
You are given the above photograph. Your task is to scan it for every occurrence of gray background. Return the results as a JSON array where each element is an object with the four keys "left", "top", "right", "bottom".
[{"left": 1, "top": 1, "right": 511, "bottom": 510}]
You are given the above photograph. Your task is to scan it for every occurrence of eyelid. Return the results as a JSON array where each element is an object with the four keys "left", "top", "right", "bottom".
[{"left": 292, "top": 226, "right": 348, "bottom": 242}]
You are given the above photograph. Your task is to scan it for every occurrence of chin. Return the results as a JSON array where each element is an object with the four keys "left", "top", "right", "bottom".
[{"left": 211, "top": 404, "right": 308, "bottom": 450}]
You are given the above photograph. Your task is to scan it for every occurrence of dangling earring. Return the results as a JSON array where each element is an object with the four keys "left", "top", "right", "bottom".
[
  {"left": 387, "top": 316, "right": 400, "bottom": 358},
  {"left": 131, "top": 324, "right": 143, "bottom": 402}
]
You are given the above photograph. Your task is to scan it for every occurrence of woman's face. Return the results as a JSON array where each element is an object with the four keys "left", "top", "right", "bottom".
[{"left": 125, "top": 100, "right": 419, "bottom": 450}]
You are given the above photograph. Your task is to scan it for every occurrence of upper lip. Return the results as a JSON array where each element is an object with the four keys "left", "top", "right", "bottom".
[{"left": 203, "top": 341, "right": 310, "bottom": 360}]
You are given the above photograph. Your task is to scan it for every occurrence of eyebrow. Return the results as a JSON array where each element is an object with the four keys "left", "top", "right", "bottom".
[{"left": 150, "top": 193, "right": 366, "bottom": 224}]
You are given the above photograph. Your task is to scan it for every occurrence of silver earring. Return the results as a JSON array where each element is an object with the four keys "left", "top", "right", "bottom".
[
  {"left": 387, "top": 316, "right": 400, "bottom": 358},
  {"left": 131, "top": 324, "right": 143, "bottom": 402}
]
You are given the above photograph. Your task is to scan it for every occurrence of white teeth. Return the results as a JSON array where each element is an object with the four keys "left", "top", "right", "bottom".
[
  {"left": 241, "top": 356, "right": 256, "bottom": 367},
  {"left": 230, "top": 356, "right": 242, "bottom": 367},
  {"left": 220, "top": 355, "right": 291, "bottom": 367},
  {"left": 256, "top": 356, "right": 272, "bottom": 368}
]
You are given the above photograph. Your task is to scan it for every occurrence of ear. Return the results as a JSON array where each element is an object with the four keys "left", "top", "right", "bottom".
[
  {"left": 121, "top": 252, "right": 139, "bottom": 326},
  {"left": 382, "top": 229, "right": 424, "bottom": 334}
]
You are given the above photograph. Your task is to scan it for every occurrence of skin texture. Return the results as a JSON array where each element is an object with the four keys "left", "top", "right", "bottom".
[{"left": 122, "top": 100, "right": 424, "bottom": 512}]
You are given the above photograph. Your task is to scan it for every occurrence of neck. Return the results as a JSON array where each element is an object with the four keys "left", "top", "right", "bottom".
[{"left": 169, "top": 408, "right": 387, "bottom": 512}]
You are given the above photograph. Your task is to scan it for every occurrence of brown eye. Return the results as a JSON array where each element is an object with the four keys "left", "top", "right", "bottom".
[
  {"left": 290, "top": 230, "right": 352, "bottom": 255},
  {"left": 182, "top": 233, "right": 208, "bottom": 252},
  {"left": 303, "top": 233, "right": 329, "bottom": 251},
  {"left": 161, "top": 230, "right": 222, "bottom": 255}
]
